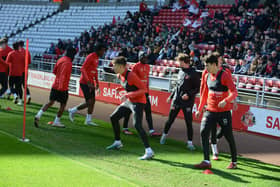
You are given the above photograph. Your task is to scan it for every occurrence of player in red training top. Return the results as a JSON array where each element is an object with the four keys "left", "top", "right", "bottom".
[
  {"left": 18, "top": 40, "right": 32, "bottom": 104},
  {"left": 195, "top": 55, "right": 238, "bottom": 169},
  {"left": 121, "top": 51, "right": 161, "bottom": 136},
  {"left": 34, "top": 47, "right": 76, "bottom": 128},
  {"left": 6, "top": 42, "right": 25, "bottom": 105},
  {"left": 106, "top": 56, "right": 154, "bottom": 160},
  {"left": 201, "top": 53, "right": 238, "bottom": 160},
  {"left": 0, "top": 37, "right": 13, "bottom": 99},
  {"left": 68, "top": 43, "right": 106, "bottom": 126}
]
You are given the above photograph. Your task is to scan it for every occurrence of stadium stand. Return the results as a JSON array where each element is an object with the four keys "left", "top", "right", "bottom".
[
  {"left": 0, "top": 3, "right": 59, "bottom": 38},
  {"left": 8, "top": 5, "right": 143, "bottom": 53}
]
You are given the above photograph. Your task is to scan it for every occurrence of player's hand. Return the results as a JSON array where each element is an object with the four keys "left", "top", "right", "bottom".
[
  {"left": 95, "top": 87, "right": 101, "bottom": 96},
  {"left": 120, "top": 95, "right": 127, "bottom": 102},
  {"left": 87, "top": 82, "right": 94, "bottom": 90},
  {"left": 233, "top": 102, "right": 238, "bottom": 111},
  {"left": 195, "top": 111, "right": 201, "bottom": 119},
  {"left": 95, "top": 84, "right": 99, "bottom": 90},
  {"left": 116, "top": 87, "right": 122, "bottom": 94},
  {"left": 218, "top": 100, "right": 227, "bottom": 108},
  {"left": 202, "top": 106, "right": 207, "bottom": 112},
  {"left": 182, "top": 94, "right": 189, "bottom": 100},
  {"left": 166, "top": 97, "right": 171, "bottom": 103}
]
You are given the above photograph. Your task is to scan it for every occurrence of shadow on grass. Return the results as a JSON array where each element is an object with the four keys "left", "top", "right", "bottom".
[
  {"left": 152, "top": 158, "right": 249, "bottom": 184},
  {"left": 235, "top": 167, "right": 280, "bottom": 182},
  {"left": 0, "top": 109, "right": 54, "bottom": 119},
  {"left": 220, "top": 154, "right": 280, "bottom": 173}
]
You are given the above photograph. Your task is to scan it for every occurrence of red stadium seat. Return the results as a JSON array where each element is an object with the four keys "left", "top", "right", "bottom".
[
  {"left": 254, "top": 78, "right": 264, "bottom": 91},
  {"left": 161, "top": 59, "right": 168, "bottom": 66},
  {"left": 238, "top": 76, "right": 248, "bottom": 88},
  {"left": 232, "top": 75, "right": 237, "bottom": 83},
  {"left": 271, "top": 80, "right": 280, "bottom": 93},
  {"left": 264, "top": 79, "right": 273, "bottom": 92},
  {"left": 152, "top": 65, "right": 157, "bottom": 72},
  {"left": 246, "top": 77, "right": 256, "bottom": 89},
  {"left": 167, "top": 60, "right": 174, "bottom": 67},
  {"left": 156, "top": 66, "right": 162, "bottom": 73},
  {"left": 152, "top": 71, "right": 158, "bottom": 77},
  {"left": 209, "top": 45, "right": 215, "bottom": 51}
]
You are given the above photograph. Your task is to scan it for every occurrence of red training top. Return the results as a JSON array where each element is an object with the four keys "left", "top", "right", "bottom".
[
  {"left": 200, "top": 67, "right": 232, "bottom": 97},
  {"left": 6, "top": 50, "right": 24, "bottom": 76},
  {"left": 131, "top": 61, "right": 150, "bottom": 92},
  {"left": 118, "top": 68, "right": 147, "bottom": 104},
  {"left": 0, "top": 46, "right": 13, "bottom": 73},
  {"left": 52, "top": 56, "right": 73, "bottom": 91},
  {"left": 80, "top": 52, "right": 99, "bottom": 86},
  {"left": 19, "top": 48, "right": 31, "bottom": 73},
  {"left": 198, "top": 69, "right": 237, "bottom": 113}
]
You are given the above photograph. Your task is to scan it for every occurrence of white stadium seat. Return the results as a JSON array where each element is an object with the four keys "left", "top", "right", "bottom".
[{"left": 6, "top": 4, "right": 140, "bottom": 53}]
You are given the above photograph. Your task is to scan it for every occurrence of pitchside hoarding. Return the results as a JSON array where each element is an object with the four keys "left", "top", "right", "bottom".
[
  {"left": 28, "top": 70, "right": 280, "bottom": 139},
  {"left": 28, "top": 70, "right": 79, "bottom": 95}
]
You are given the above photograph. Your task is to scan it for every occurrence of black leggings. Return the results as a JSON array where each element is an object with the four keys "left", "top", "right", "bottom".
[
  {"left": 0, "top": 72, "right": 8, "bottom": 96},
  {"left": 21, "top": 73, "right": 30, "bottom": 95},
  {"left": 210, "top": 123, "right": 224, "bottom": 144},
  {"left": 200, "top": 111, "right": 237, "bottom": 162},
  {"left": 110, "top": 102, "right": 150, "bottom": 148},
  {"left": 163, "top": 105, "right": 193, "bottom": 141},
  {"left": 123, "top": 94, "right": 154, "bottom": 130},
  {"left": 9, "top": 76, "right": 23, "bottom": 99}
]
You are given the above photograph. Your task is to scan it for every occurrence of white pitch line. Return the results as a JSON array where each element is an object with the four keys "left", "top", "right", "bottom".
[{"left": 0, "top": 130, "right": 139, "bottom": 187}]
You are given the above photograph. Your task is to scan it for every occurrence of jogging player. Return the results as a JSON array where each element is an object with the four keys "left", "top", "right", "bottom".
[
  {"left": 6, "top": 42, "right": 24, "bottom": 105},
  {"left": 68, "top": 43, "right": 106, "bottom": 126},
  {"left": 160, "top": 53, "right": 200, "bottom": 150},
  {"left": 201, "top": 52, "right": 238, "bottom": 160},
  {"left": 34, "top": 47, "right": 76, "bottom": 128},
  {"left": 195, "top": 54, "right": 238, "bottom": 169},
  {"left": 106, "top": 56, "right": 154, "bottom": 160},
  {"left": 0, "top": 38, "right": 13, "bottom": 98},
  {"left": 18, "top": 40, "right": 32, "bottom": 104},
  {"left": 121, "top": 51, "right": 161, "bottom": 136}
]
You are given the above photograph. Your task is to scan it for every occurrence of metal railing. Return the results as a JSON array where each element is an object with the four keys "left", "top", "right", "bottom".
[{"left": 30, "top": 53, "right": 280, "bottom": 110}]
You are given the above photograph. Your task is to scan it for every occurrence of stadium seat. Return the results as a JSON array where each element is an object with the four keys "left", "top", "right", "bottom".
[
  {"left": 246, "top": 77, "right": 256, "bottom": 89},
  {"left": 271, "top": 80, "right": 280, "bottom": 93},
  {"left": 264, "top": 79, "right": 273, "bottom": 92},
  {"left": 254, "top": 78, "right": 264, "bottom": 91},
  {"left": 238, "top": 76, "right": 248, "bottom": 88},
  {"left": 8, "top": 5, "right": 140, "bottom": 53}
]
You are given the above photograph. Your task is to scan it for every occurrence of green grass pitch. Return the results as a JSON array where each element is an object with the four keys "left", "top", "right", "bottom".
[{"left": 0, "top": 101, "right": 279, "bottom": 187}]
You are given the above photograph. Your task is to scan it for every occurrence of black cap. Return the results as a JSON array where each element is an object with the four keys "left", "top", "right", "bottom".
[{"left": 138, "top": 51, "right": 148, "bottom": 60}]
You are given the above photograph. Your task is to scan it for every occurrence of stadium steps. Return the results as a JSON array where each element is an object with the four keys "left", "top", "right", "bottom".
[{"left": 0, "top": 3, "right": 60, "bottom": 38}]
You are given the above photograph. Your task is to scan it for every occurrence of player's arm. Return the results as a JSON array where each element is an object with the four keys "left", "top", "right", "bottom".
[
  {"left": 5, "top": 53, "right": 13, "bottom": 64},
  {"left": 94, "top": 62, "right": 99, "bottom": 88},
  {"left": 197, "top": 74, "right": 208, "bottom": 113},
  {"left": 53, "top": 62, "right": 58, "bottom": 75},
  {"left": 0, "top": 55, "right": 7, "bottom": 66},
  {"left": 80, "top": 55, "right": 92, "bottom": 84},
  {"left": 221, "top": 72, "right": 238, "bottom": 104}
]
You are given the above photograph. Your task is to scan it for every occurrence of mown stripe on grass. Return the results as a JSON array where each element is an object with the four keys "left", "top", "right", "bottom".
[{"left": 0, "top": 129, "right": 139, "bottom": 187}]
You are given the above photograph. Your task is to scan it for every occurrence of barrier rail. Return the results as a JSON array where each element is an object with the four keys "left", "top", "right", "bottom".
[{"left": 30, "top": 53, "right": 280, "bottom": 110}]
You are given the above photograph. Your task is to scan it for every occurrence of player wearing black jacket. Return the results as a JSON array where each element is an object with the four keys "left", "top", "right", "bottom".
[{"left": 160, "top": 54, "right": 200, "bottom": 150}]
